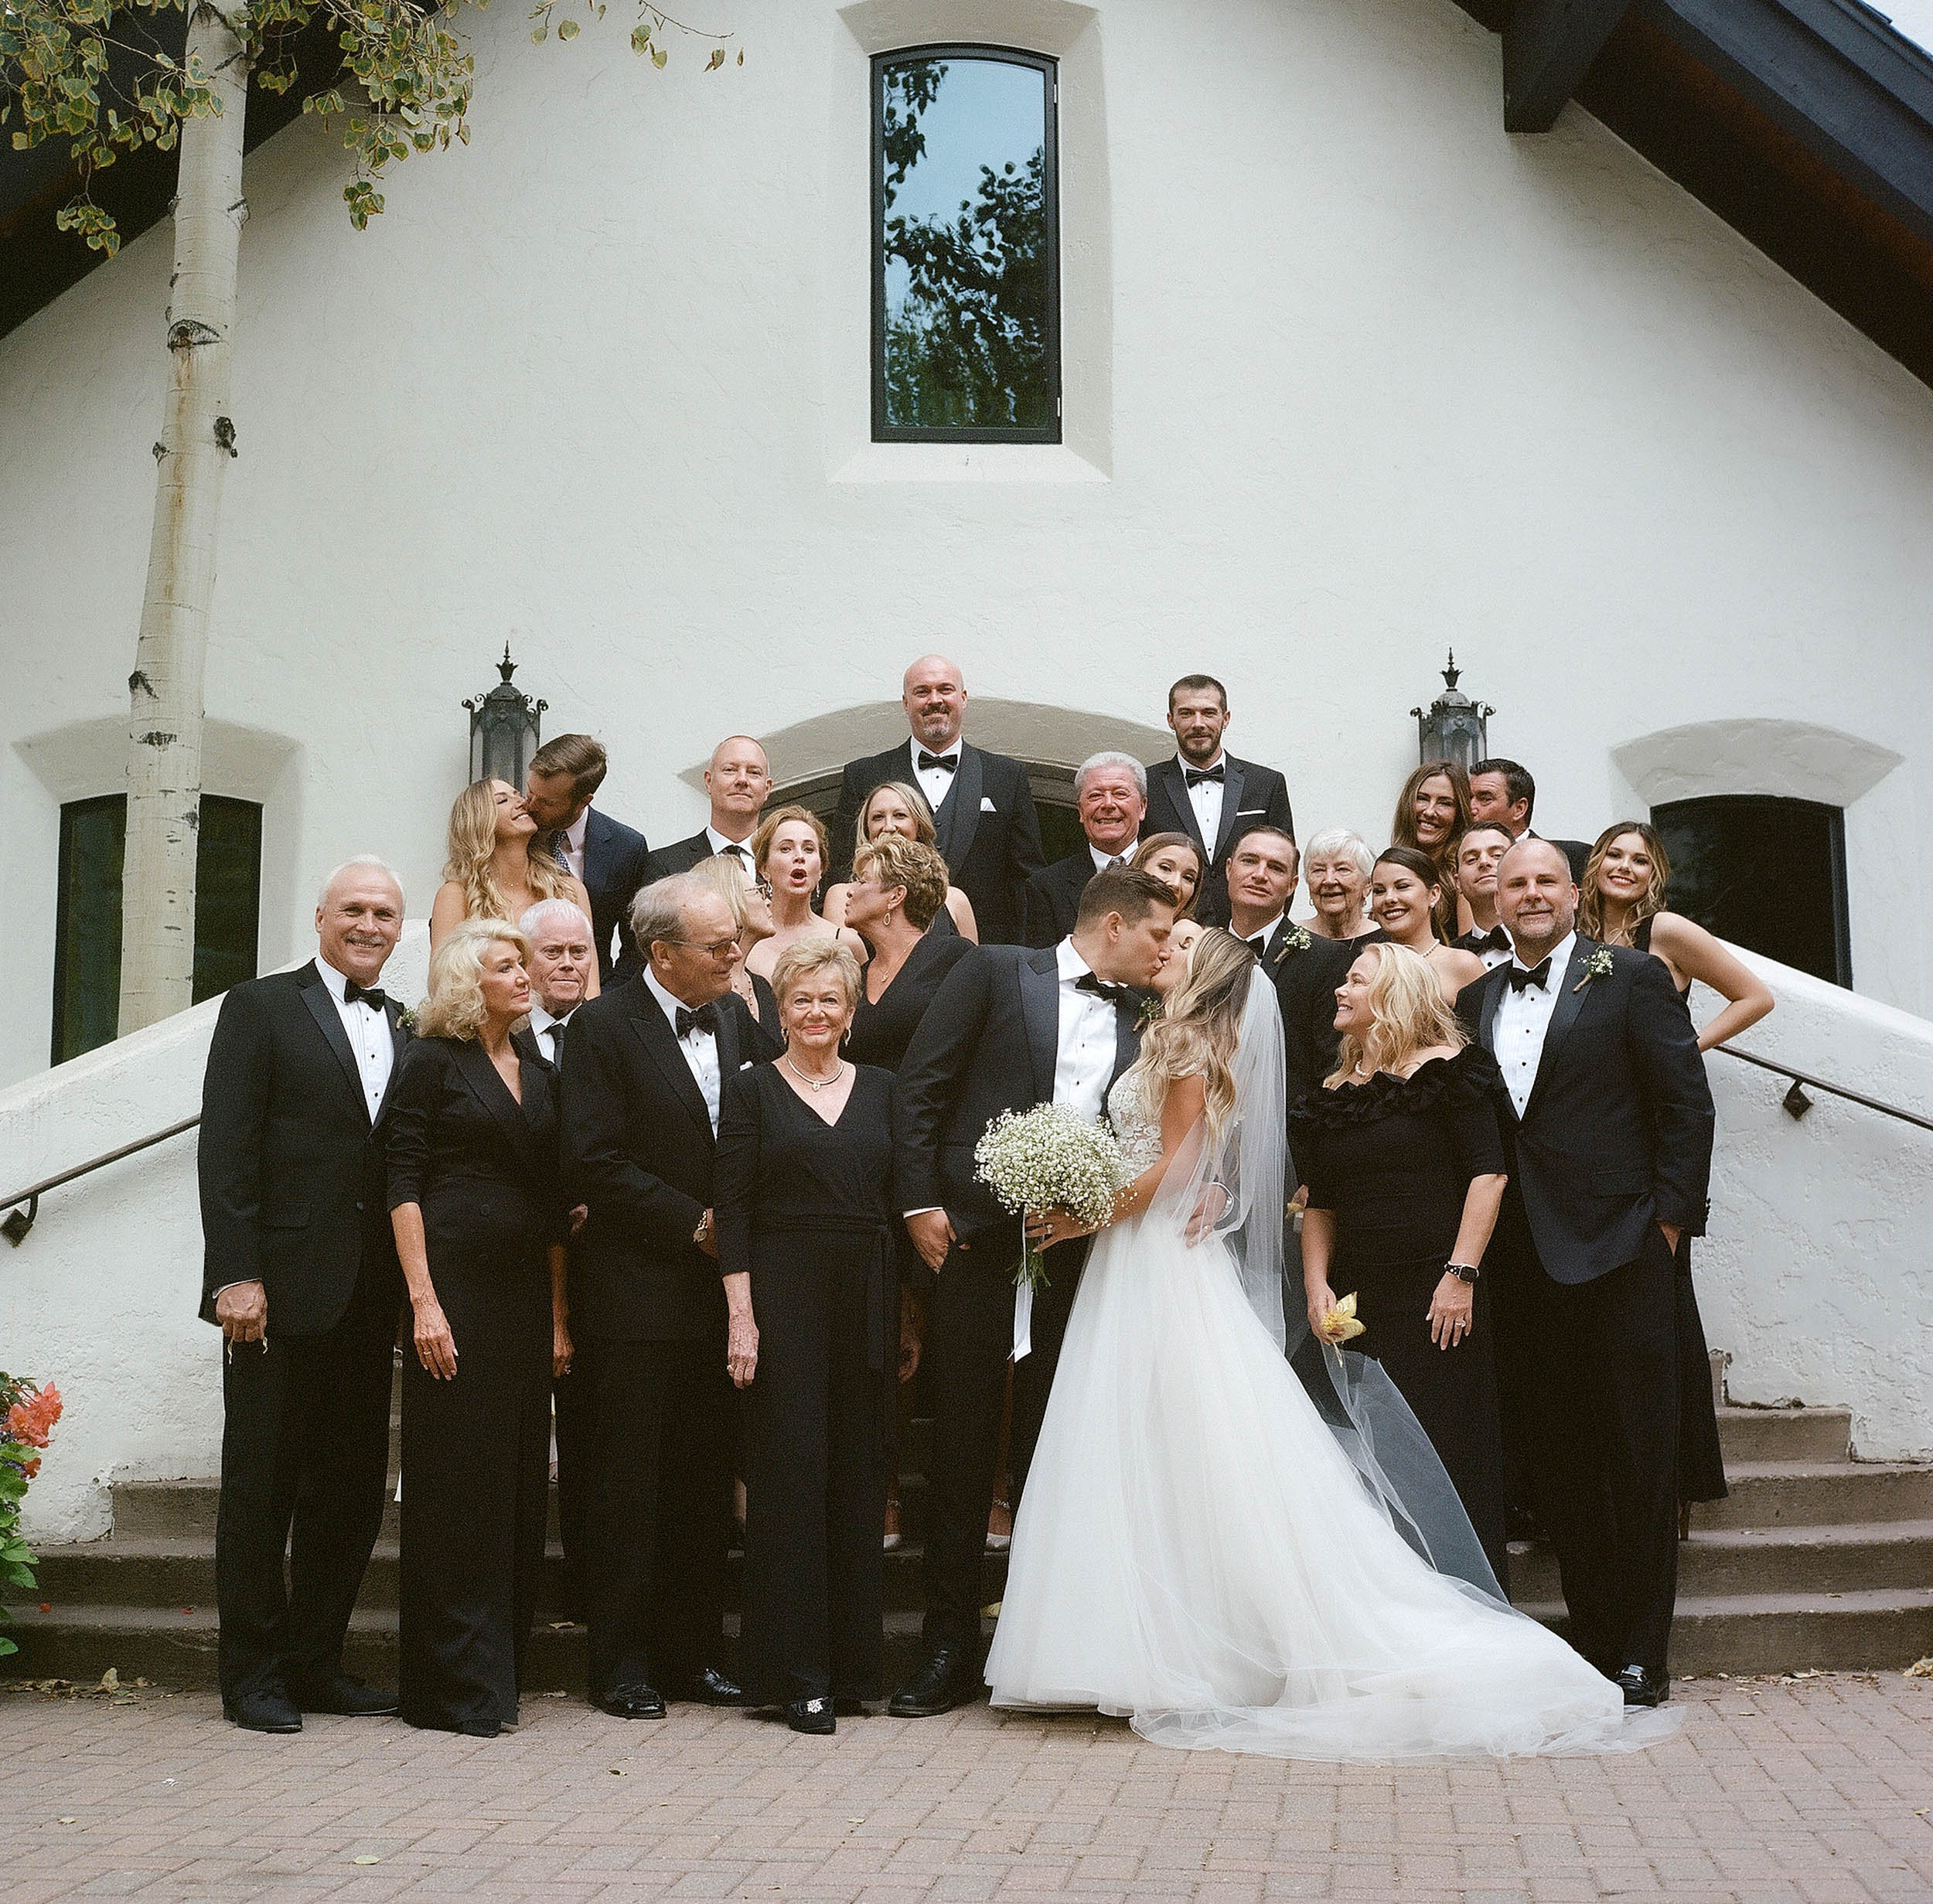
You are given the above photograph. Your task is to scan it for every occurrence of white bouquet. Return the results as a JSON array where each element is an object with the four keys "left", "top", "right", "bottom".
[{"left": 973, "top": 1103, "right": 1130, "bottom": 1292}]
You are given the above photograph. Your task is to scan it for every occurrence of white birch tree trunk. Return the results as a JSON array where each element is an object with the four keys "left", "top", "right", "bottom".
[{"left": 118, "top": 3, "right": 251, "bottom": 1035}]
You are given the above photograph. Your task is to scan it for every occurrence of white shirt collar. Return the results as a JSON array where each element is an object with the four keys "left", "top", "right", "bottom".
[
  {"left": 705, "top": 824, "right": 754, "bottom": 856},
  {"left": 643, "top": 966, "right": 706, "bottom": 1033},
  {"left": 1232, "top": 911, "right": 1284, "bottom": 947},
  {"left": 1055, "top": 938, "right": 1095, "bottom": 985},
  {"left": 1089, "top": 840, "right": 1136, "bottom": 875},
  {"left": 316, "top": 955, "right": 366, "bottom": 1003},
  {"left": 912, "top": 736, "right": 963, "bottom": 766},
  {"left": 529, "top": 1000, "right": 578, "bottom": 1036},
  {"left": 1512, "top": 928, "right": 1577, "bottom": 977},
  {"left": 564, "top": 807, "right": 590, "bottom": 856},
  {"left": 1178, "top": 751, "right": 1226, "bottom": 774}
]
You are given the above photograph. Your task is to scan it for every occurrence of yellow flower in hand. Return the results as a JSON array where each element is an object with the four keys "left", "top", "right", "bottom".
[{"left": 1319, "top": 1291, "right": 1365, "bottom": 1344}]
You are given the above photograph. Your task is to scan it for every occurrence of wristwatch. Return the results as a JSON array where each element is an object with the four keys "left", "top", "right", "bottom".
[
  {"left": 1445, "top": 1262, "right": 1481, "bottom": 1284},
  {"left": 693, "top": 1211, "right": 714, "bottom": 1248}
]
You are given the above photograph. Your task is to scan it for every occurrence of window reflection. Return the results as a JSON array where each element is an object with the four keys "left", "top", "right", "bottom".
[{"left": 874, "top": 50, "right": 1059, "bottom": 440}]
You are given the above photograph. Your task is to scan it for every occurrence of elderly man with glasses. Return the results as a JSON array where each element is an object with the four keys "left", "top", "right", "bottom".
[{"left": 561, "top": 874, "right": 760, "bottom": 1720}]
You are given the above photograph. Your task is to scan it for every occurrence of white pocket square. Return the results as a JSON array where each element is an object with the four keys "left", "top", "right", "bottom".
[
  {"left": 1236, "top": 807, "right": 1266, "bottom": 816},
  {"left": 739, "top": 1060, "right": 755, "bottom": 1070},
  {"left": 980, "top": 796, "right": 997, "bottom": 812}
]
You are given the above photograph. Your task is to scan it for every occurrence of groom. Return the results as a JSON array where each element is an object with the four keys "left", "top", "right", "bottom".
[{"left": 891, "top": 864, "right": 1178, "bottom": 1716}]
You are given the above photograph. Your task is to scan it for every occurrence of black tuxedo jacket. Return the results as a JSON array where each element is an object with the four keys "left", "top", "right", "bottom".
[
  {"left": 561, "top": 979, "right": 759, "bottom": 1344},
  {"left": 835, "top": 742, "right": 1045, "bottom": 946},
  {"left": 547, "top": 806, "right": 651, "bottom": 986},
  {"left": 197, "top": 961, "right": 408, "bottom": 1336},
  {"left": 1527, "top": 830, "right": 1592, "bottom": 887},
  {"left": 1021, "top": 848, "right": 1104, "bottom": 949},
  {"left": 640, "top": 827, "right": 742, "bottom": 889},
  {"left": 1457, "top": 938, "right": 1714, "bottom": 1286},
  {"left": 1260, "top": 927, "right": 1381, "bottom": 1142},
  {"left": 895, "top": 944, "right": 1143, "bottom": 1241},
  {"left": 1143, "top": 754, "right": 1294, "bottom": 925}
]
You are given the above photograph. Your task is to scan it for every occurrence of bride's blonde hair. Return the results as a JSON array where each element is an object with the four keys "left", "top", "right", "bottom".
[
  {"left": 1325, "top": 942, "right": 1466, "bottom": 1087},
  {"left": 1129, "top": 927, "right": 1254, "bottom": 1142},
  {"left": 443, "top": 778, "right": 572, "bottom": 927}
]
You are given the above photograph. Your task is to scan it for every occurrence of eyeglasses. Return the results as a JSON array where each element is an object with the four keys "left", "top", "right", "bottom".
[
  {"left": 663, "top": 937, "right": 742, "bottom": 959},
  {"left": 752, "top": 878, "right": 773, "bottom": 900}
]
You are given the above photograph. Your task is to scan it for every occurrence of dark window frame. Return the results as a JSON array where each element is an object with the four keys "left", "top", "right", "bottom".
[{"left": 871, "top": 43, "right": 1062, "bottom": 444}]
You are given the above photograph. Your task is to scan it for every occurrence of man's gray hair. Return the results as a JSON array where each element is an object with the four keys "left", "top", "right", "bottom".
[
  {"left": 1075, "top": 750, "right": 1147, "bottom": 800},
  {"left": 317, "top": 855, "right": 404, "bottom": 911},
  {"left": 520, "top": 898, "right": 593, "bottom": 943},
  {"left": 629, "top": 874, "right": 709, "bottom": 954},
  {"left": 1301, "top": 828, "right": 1374, "bottom": 878}
]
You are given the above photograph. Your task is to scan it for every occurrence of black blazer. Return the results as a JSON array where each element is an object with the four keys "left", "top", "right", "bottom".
[
  {"left": 546, "top": 807, "right": 651, "bottom": 986},
  {"left": 197, "top": 961, "right": 408, "bottom": 1336},
  {"left": 561, "top": 979, "right": 759, "bottom": 1344},
  {"left": 895, "top": 944, "right": 1143, "bottom": 1241},
  {"left": 640, "top": 827, "right": 741, "bottom": 889},
  {"left": 1527, "top": 830, "right": 1592, "bottom": 887},
  {"left": 1020, "top": 848, "right": 1100, "bottom": 949},
  {"left": 1143, "top": 754, "right": 1294, "bottom": 926},
  {"left": 835, "top": 742, "right": 1045, "bottom": 947},
  {"left": 1456, "top": 938, "right": 1714, "bottom": 1286}
]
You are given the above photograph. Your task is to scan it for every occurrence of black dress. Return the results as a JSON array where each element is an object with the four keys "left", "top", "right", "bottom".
[
  {"left": 845, "top": 926, "right": 973, "bottom": 1072},
  {"left": 1633, "top": 915, "right": 1728, "bottom": 1505},
  {"left": 386, "top": 1033, "right": 563, "bottom": 1735},
  {"left": 714, "top": 1061, "right": 898, "bottom": 1706},
  {"left": 1290, "top": 1047, "right": 1511, "bottom": 1584}
]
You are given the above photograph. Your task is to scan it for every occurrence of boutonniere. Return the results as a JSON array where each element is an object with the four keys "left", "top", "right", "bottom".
[
  {"left": 1137, "top": 995, "right": 1164, "bottom": 1030},
  {"left": 395, "top": 1005, "right": 418, "bottom": 1032},
  {"left": 1279, "top": 925, "right": 1312, "bottom": 956},
  {"left": 1573, "top": 947, "right": 1615, "bottom": 994}
]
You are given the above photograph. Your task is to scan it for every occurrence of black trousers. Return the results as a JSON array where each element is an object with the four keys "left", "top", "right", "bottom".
[
  {"left": 1520, "top": 1225, "right": 1681, "bottom": 1677},
  {"left": 585, "top": 1337, "right": 734, "bottom": 1701},
  {"left": 552, "top": 1351, "right": 597, "bottom": 1622},
  {"left": 741, "top": 1253, "right": 889, "bottom": 1704},
  {"left": 214, "top": 1262, "right": 395, "bottom": 1704},
  {"left": 919, "top": 1223, "right": 1086, "bottom": 1657}
]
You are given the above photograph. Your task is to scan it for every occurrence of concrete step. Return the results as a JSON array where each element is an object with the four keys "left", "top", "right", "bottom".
[
  {"left": 1714, "top": 1405, "right": 1852, "bottom": 1465},
  {"left": 1692, "top": 1461, "right": 1933, "bottom": 1529},
  {"left": 1507, "top": 1519, "right": 1933, "bottom": 1602},
  {"left": 1512, "top": 1587, "right": 1933, "bottom": 1676}
]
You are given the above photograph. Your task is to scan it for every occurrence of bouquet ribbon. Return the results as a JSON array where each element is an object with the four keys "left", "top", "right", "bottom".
[
  {"left": 1014, "top": 1280, "right": 1035, "bottom": 1362},
  {"left": 1320, "top": 1290, "right": 1365, "bottom": 1344}
]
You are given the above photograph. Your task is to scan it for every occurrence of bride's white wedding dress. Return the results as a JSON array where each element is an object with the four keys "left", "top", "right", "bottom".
[{"left": 985, "top": 1054, "right": 1663, "bottom": 1761}]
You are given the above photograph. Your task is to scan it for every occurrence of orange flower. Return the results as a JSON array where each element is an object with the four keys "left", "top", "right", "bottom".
[{"left": 5, "top": 1381, "right": 61, "bottom": 1451}]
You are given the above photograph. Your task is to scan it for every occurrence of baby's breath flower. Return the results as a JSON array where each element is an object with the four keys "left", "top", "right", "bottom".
[{"left": 973, "top": 1105, "right": 1130, "bottom": 1291}]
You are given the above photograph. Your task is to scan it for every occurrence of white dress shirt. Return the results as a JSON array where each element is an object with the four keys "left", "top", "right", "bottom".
[
  {"left": 527, "top": 1000, "right": 577, "bottom": 1068},
  {"left": 705, "top": 826, "right": 753, "bottom": 862},
  {"left": 910, "top": 736, "right": 963, "bottom": 818},
  {"left": 554, "top": 808, "right": 591, "bottom": 881},
  {"left": 1181, "top": 752, "right": 1226, "bottom": 850},
  {"left": 1234, "top": 912, "right": 1285, "bottom": 957},
  {"left": 1088, "top": 840, "right": 1135, "bottom": 876},
  {"left": 1468, "top": 928, "right": 1514, "bottom": 972},
  {"left": 644, "top": 967, "right": 723, "bottom": 1134},
  {"left": 1052, "top": 939, "right": 1120, "bottom": 1124},
  {"left": 317, "top": 955, "right": 394, "bottom": 1119},
  {"left": 1493, "top": 930, "right": 1576, "bottom": 1119}
]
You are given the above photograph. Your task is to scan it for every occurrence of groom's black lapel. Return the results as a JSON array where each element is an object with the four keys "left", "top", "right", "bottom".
[{"left": 1018, "top": 946, "right": 1059, "bottom": 1105}]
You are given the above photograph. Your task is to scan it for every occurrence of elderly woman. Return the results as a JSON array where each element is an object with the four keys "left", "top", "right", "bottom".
[
  {"left": 1130, "top": 832, "right": 1205, "bottom": 919},
  {"left": 1297, "top": 828, "right": 1376, "bottom": 942},
  {"left": 429, "top": 779, "right": 595, "bottom": 988},
  {"left": 715, "top": 942, "right": 898, "bottom": 1735},
  {"left": 824, "top": 781, "right": 979, "bottom": 942},
  {"left": 745, "top": 806, "right": 867, "bottom": 983},
  {"left": 387, "top": 918, "right": 568, "bottom": 1737}
]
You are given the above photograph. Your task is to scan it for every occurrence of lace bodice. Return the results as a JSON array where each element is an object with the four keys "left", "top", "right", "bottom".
[{"left": 1107, "top": 1068, "right": 1164, "bottom": 1176}]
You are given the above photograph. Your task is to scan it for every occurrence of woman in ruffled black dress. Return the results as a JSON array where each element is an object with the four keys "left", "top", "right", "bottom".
[{"left": 1294, "top": 941, "right": 1512, "bottom": 1584}]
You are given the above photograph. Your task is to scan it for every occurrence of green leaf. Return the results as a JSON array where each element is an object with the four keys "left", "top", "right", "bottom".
[
  {"left": 705, "top": 46, "right": 724, "bottom": 70},
  {"left": 556, "top": 17, "right": 577, "bottom": 39},
  {"left": 650, "top": 43, "right": 666, "bottom": 68}
]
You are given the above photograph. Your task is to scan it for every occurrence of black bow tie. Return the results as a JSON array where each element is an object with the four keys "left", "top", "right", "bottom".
[
  {"left": 1183, "top": 763, "right": 1225, "bottom": 787},
  {"left": 917, "top": 750, "right": 958, "bottom": 775},
  {"left": 1245, "top": 935, "right": 1270, "bottom": 957},
  {"left": 1507, "top": 959, "right": 1552, "bottom": 993},
  {"left": 1075, "top": 972, "right": 1131, "bottom": 1006},
  {"left": 1470, "top": 926, "right": 1512, "bottom": 954},
  {"left": 343, "top": 982, "right": 387, "bottom": 1010},
  {"left": 675, "top": 1003, "right": 720, "bottom": 1038}
]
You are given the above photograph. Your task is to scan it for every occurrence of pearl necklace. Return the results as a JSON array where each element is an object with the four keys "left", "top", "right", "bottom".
[{"left": 783, "top": 1055, "right": 847, "bottom": 1092}]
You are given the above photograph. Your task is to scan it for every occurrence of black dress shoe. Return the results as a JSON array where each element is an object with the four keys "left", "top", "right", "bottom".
[
  {"left": 674, "top": 1666, "right": 745, "bottom": 1706},
  {"left": 289, "top": 1674, "right": 399, "bottom": 1717},
  {"left": 786, "top": 1697, "right": 835, "bottom": 1735},
  {"left": 1614, "top": 1664, "right": 1668, "bottom": 1708},
  {"left": 598, "top": 1682, "right": 667, "bottom": 1719},
  {"left": 223, "top": 1691, "right": 302, "bottom": 1734},
  {"left": 886, "top": 1650, "right": 980, "bottom": 1718}
]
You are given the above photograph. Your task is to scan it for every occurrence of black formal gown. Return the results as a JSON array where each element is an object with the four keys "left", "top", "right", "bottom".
[
  {"left": 387, "top": 1034, "right": 564, "bottom": 1735},
  {"left": 847, "top": 928, "right": 974, "bottom": 1073},
  {"left": 1290, "top": 1046, "right": 1511, "bottom": 1585},
  {"left": 715, "top": 1061, "right": 898, "bottom": 1706},
  {"left": 1632, "top": 915, "right": 1728, "bottom": 1506}
]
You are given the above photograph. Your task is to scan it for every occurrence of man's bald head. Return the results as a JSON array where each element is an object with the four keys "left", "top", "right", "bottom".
[
  {"left": 903, "top": 655, "right": 966, "bottom": 749},
  {"left": 708, "top": 734, "right": 768, "bottom": 775},
  {"left": 1495, "top": 836, "right": 1577, "bottom": 958},
  {"left": 704, "top": 734, "right": 772, "bottom": 838}
]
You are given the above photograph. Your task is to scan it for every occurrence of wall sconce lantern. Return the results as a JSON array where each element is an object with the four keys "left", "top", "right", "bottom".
[
  {"left": 1411, "top": 649, "right": 1492, "bottom": 770},
  {"left": 465, "top": 645, "right": 547, "bottom": 787}
]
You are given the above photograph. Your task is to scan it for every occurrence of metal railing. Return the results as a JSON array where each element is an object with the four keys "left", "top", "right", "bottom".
[
  {"left": 1713, "top": 1044, "right": 1933, "bottom": 1133},
  {"left": 1, "top": 1114, "right": 200, "bottom": 1246}
]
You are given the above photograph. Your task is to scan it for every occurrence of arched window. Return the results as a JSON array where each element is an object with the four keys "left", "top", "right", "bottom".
[
  {"left": 872, "top": 46, "right": 1060, "bottom": 442},
  {"left": 1651, "top": 795, "right": 1852, "bottom": 988}
]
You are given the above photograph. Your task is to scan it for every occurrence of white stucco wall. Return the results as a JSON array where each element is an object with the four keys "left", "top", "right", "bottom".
[{"left": 4, "top": 0, "right": 1933, "bottom": 1090}]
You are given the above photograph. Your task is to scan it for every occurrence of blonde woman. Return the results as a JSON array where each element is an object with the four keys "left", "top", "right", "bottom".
[
  {"left": 1292, "top": 941, "right": 1510, "bottom": 1581},
  {"left": 987, "top": 931, "right": 1636, "bottom": 1760},
  {"left": 745, "top": 805, "right": 867, "bottom": 984},
  {"left": 430, "top": 779, "right": 597, "bottom": 996},
  {"left": 823, "top": 781, "right": 979, "bottom": 942},
  {"left": 386, "top": 919, "right": 568, "bottom": 1737},
  {"left": 689, "top": 851, "right": 781, "bottom": 1036}
]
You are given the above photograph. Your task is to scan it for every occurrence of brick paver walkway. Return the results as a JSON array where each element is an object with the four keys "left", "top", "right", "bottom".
[{"left": 6, "top": 1674, "right": 1932, "bottom": 1902}]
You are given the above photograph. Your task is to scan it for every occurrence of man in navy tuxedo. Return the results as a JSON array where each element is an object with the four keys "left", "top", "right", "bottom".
[
  {"left": 1141, "top": 674, "right": 1294, "bottom": 925},
  {"left": 525, "top": 734, "right": 652, "bottom": 985},
  {"left": 834, "top": 655, "right": 1045, "bottom": 946}
]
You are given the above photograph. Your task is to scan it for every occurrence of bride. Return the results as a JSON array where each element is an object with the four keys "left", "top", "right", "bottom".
[{"left": 985, "top": 927, "right": 1665, "bottom": 1759}]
